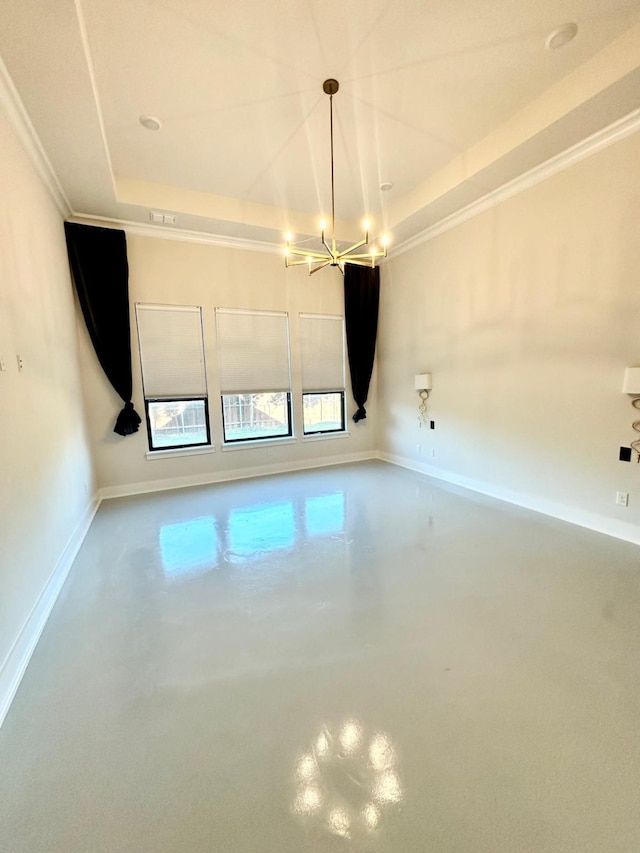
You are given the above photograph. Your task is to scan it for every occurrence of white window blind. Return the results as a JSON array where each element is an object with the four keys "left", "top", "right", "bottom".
[
  {"left": 215, "top": 308, "right": 291, "bottom": 393},
  {"left": 136, "top": 303, "right": 207, "bottom": 399},
  {"left": 300, "top": 313, "right": 345, "bottom": 391}
]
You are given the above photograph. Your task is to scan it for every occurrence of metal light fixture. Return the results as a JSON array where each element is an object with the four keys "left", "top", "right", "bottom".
[
  {"left": 285, "top": 79, "right": 389, "bottom": 275},
  {"left": 415, "top": 373, "right": 432, "bottom": 427}
]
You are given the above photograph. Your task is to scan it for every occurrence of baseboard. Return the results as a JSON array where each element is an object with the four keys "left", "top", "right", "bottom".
[
  {"left": 0, "top": 495, "right": 101, "bottom": 729},
  {"left": 378, "top": 451, "right": 640, "bottom": 546},
  {"left": 99, "top": 451, "right": 377, "bottom": 500}
]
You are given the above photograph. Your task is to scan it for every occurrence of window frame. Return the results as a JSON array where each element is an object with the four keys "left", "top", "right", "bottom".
[
  {"left": 136, "top": 302, "right": 211, "bottom": 454},
  {"left": 302, "top": 390, "right": 346, "bottom": 436},
  {"left": 220, "top": 391, "right": 293, "bottom": 444},
  {"left": 144, "top": 396, "right": 211, "bottom": 452}
]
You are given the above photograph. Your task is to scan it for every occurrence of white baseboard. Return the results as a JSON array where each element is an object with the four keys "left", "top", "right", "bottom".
[
  {"left": 99, "top": 451, "right": 377, "bottom": 500},
  {"left": 0, "top": 496, "right": 101, "bottom": 729},
  {"left": 378, "top": 451, "right": 640, "bottom": 546}
]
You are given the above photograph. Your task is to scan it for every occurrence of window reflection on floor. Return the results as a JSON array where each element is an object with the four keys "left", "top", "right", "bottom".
[
  {"left": 158, "top": 490, "right": 347, "bottom": 575},
  {"left": 226, "top": 500, "right": 296, "bottom": 561},
  {"left": 304, "top": 492, "right": 345, "bottom": 538},
  {"left": 159, "top": 516, "right": 219, "bottom": 576}
]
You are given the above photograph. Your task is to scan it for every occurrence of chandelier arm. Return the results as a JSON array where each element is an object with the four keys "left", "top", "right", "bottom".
[
  {"left": 339, "top": 258, "right": 377, "bottom": 268},
  {"left": 339, "top": 237, "right": 368, "bottom": 256},
  {"left": 322, "top": 236, "right": 334, "bottom": 257},
  {"left": 286, "top": 257, "right": 321, "bottom": 267},
  {"left": 309, "top": 260, "right": 333, "bottom": 275},
  {"left": 286, "top": 247, "right": 332, "bottom": 260},
  {"left": 339, "top": 249, "right": 387, "bottom": 262}
]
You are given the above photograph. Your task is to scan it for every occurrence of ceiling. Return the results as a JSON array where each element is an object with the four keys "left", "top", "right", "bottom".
[{"left": 1, "top": 0, "right": 640, "bottom": 252}]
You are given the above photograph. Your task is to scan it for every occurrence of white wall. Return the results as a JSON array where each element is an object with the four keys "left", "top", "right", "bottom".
[
  {"left": 0, "top": 105, "right": 95, "bottom": 716},
  {"left": 377, "top": 131, "right": 640, "bottom": 542},
  {"left": 79, "top": 234, "right": 377, "bottom": 495}
]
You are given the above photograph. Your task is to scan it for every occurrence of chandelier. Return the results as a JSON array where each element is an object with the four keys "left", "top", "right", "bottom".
[{"left": 285, "top": 79, "right": 389, "bottom": 275}]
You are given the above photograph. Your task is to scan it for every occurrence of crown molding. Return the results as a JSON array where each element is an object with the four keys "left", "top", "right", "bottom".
[
  {"left": 392, "top": 106, "right": 640, "bottom": 259},
  {"left": 68, "top": 213, "right": 284, "bottom": 255},
  {"left": 0, "top": 55, "right": 71, "bottom": 217}
]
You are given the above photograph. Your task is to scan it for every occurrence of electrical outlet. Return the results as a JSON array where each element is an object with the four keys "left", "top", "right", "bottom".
[
  {"left": 430, "top": 448, "right": 435, "bottom": 457},
  {"left": 616, "top": 491, "right": 629, "bottom": 507},
  {"left": 16, "top": 354, "right": 23, "bottom": 371},
  {"left": 416, "top": 444, "right": 421, "bottom": 454}
]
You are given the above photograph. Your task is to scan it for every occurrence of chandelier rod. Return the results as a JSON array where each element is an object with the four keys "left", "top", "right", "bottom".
[{"left": 329, "top": 91, "right": 336, "bottom": 252}]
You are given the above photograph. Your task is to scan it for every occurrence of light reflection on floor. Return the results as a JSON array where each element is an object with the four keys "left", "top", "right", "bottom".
[
  {"left": 159, "top": 516, "right": 219, "bottom": 577},
  {"left": 292, "top": 720, "right": 402, "bottom": 842}
]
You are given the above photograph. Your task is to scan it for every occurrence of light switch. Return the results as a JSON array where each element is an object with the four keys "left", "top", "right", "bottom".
[{"left": 0, "top": 353, "right": 6, "bottom": 371}]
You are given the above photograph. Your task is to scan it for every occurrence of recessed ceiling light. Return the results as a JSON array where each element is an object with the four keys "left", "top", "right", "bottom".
[
  {"left": 545, "top": 22, "right": 578, "bottom": 50},
  {"left": 139, "top": 114, "right": 162, "bottom": 131},
  {"left": 380, "top": 182, "right": 394, "bottom": 192}
]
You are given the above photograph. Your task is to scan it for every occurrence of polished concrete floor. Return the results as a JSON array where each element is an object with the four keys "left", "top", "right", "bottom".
[{"left": 2, "top": 461, "right": 640, "bottom": 852}]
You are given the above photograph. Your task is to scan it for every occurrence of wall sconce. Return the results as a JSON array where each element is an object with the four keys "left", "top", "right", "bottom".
[
  {"left": 622, "top": 368, "right": 640, "bottom": 461},
  {"left": 414, "top": 373, "right": 432, "bottom": 428}
]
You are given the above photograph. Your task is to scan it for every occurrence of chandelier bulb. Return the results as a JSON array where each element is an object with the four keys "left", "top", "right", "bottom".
[{"left": 363, "top": 219, "right": 371, "bottom": 232}]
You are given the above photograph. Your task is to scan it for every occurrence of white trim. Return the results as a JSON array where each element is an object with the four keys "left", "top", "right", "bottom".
[
  {"left": 69, "top": 214, "right": 283, "bottom": 255},
  {"left": 216, "top": 307, "right": 288, "bottom": 318},
  {"left": 136, "top": 302, "right": 201, "bottom": 313},
  {"left": 377, "top": 451, "right": 640, "bottom": 546},
  {"left": 221, "top": 436, "right": 297, "bottom": 452},
  {"left": 299, "top": 312, "right": 343, "bottom": 321},
  {"left": 0, "top": 496, "right": 101, "bottom": 729},
  {"left": 0, "top": 54, "right": 70, "bottom": 217},
  {"left": 146, "top": 445, "right": 215, "bottom": 460},
  {"left": 302, "top": 431, "right": 350, "bottom": 442},
  {"left": 392, "top": 107, "right": 640, "bottom": 258},
  {"left": 99, "top": 452, "right": 376, "bottom": 500}
]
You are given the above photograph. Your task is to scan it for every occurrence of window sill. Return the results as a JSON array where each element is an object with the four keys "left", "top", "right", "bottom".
[
  {"left": 146, "top": 445, "right": 215, "bottom": 461},
  {"left": 221, "top": 436, "right": 297, "bottom": 452},
  {"left": 302, "top": 431, "right": 350, "bottom": 442}
]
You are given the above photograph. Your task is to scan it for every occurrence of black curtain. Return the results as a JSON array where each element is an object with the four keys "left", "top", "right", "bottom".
[
  {"left": 64, "top": 222, "right": 141, "bottom": 436},
  {"left": 344, "top": 264, "right": 380, "bottom": 423}
]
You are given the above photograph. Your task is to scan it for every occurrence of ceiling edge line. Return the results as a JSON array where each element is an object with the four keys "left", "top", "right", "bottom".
[
  {"left": 68, "top": 213, "right": 284, "bottom": 255},
  {"left": 0, "top": 54, "right": 71, "bottom": 217},
  {"left": 391, "top": 106, "right": 640, "bottom": 259},
  {"left": 73, "top": 0, "right": 117, "bottom": 197}
]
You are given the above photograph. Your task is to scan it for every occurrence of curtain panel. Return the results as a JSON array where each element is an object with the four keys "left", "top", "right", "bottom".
[
  {"left": 344, "top": 265, "right": 380, "bottom": 422},
  {"left": 64, "top": 222, "right": 141, "bottom": 436}
]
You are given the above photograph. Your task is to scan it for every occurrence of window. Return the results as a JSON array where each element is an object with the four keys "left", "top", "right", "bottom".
[
  {"left": 215, "top": 308, "right": 292, "bottom": 443},
  {"left": 136, "top": 304, "right": 210, "bottom": 451},
  {"left": 300, "top": 313, "right": 346, "bottom": 435},
  {"left": 302, "top": 392, "right": 345, "bottom": 434}
]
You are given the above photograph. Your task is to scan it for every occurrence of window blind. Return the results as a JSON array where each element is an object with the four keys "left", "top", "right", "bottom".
[
  {"left": 299, "top": 313, "right": 345, "bottom": 391},
  {"left": 215, "top": 308, "right": 291, "bottom": 394},
  {"left": 136, "top": 303, "right": 207, "bottom": 399}
]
